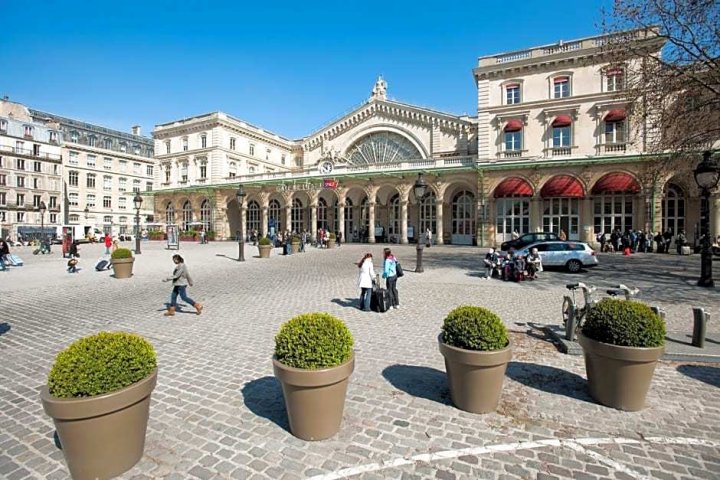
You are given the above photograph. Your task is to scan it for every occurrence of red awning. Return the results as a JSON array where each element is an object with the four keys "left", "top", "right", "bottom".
[
  {"left": 606, "top": 68, "right": 624, "bottom": 76},
  {"left": 540, "top": 175, "right": 585, "bottom": 198},
  {"left": 504, "top": 119, "right": 523, "bottom": 132},
  {"left": 552, "top": 115, "right": 573, "bottom": 127},
  {"left": 604, "top": 109, "right": 627, "bottom": 122},
  {"left": 553, "top": 76, "right": 569, "bottom": 83},
  {"left": 494, "top": 177, "right": 534, "bottom": 198},
  {"left": 591, "top": 173, "right": 641, "bottom": 194}
]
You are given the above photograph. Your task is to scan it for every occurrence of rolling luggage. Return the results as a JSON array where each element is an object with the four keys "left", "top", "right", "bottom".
[
  {"left": 371, "top": 287, "right": 391, "bottom": 313},
  {"left": 95, "top": 259, "right": 111, "bottom": 271},
  {"left": 6, "top": 254, "right": 23, "bottom": 266}
]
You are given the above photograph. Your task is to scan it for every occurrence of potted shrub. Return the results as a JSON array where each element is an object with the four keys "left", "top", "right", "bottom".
[
  {"left": 258, "top": 236, "right": 273, "bottom": 258},
  {"left": 327, "top": 232, "right": 336, "bottom": 249},
  {"left": 111, "top": 247, "right": 134, "bottom": 279},
  {"left": 272, "top": 313, "right": 354, "bottom": 440},
  {"left": 40, "top": 332, "right": 158, "bottom": 480},
  {"left": 578, "top": 298, "right": 665, "bottom": 411},
  {"left": 438, "top": 305, "right": 512, "bottom": 414},
  {"left": 290, "top": 235, "right": 301, "bottom": 254}
]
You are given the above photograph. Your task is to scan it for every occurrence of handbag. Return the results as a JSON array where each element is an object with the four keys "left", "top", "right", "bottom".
[{"left": 395, "top": 260, "right": 404, "bottom": 278}]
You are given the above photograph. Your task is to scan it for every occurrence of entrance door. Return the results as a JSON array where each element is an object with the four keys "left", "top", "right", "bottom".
[
  {"left": 542, "top": 198, "right": 580, "bottom": 239},
  {"left": 495, "top": 197, "right": 529, "bottom": 243},
  {"left": 452, "top": 190, "right": 475, "bottom": 245}
]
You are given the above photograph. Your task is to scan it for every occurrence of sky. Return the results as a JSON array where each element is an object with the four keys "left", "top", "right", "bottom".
[{"left": 0, "top": 0, "right": 608, "bottom": 140}]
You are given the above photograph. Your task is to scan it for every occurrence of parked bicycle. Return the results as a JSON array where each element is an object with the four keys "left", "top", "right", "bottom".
[{"left": 562, "top": 283, "right": 640, "bottom": 340}]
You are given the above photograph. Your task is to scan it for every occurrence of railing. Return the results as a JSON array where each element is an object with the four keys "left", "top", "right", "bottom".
[
  {"left": 542, "top": 42, "right": 582, "bottom": 55},
  {"left": 0, "top": 144, "right": 62, "bottom": 161},
  {"left": 498, "top": 151, "right": 524, "bottom": 159},
  {"left": 543, "top": 147, "right": 574, "bottom": 157},
  {"left": 602, "top": 143, "right": 627, "bottom": 153},
  {"left": 496, "top": 51, "right": 532, "bottom": 64}
]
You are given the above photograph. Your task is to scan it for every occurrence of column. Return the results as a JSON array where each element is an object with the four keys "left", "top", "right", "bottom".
[
  {"left": 529, "top": 196, "right": 541, "bottom": 232},
  {"left": 581, "top": 197, "right": 594, "bottom": 245},
  {"left": 310, "top": 203, "right": 318, "bottom": 239},
  {"left": 711, "top": 194, "right": 720, "bottom": 239},
  {"left": 261, "top": 206, "right": 268, "bottom": 237},
  {"left": 285, "top": 205, "right": 291, "bottom": 233},
  {"left": 436, "top": 202, "right": 444, "bottom": 245},
  {"left": 400, "top": 201, "right": 408, "bottom": 244},
  {"left": 338, "top": 203, "right": 345, "bottom": 241},
  {"left": 368, "top": 202, "right": 376, "bottom": 243}
]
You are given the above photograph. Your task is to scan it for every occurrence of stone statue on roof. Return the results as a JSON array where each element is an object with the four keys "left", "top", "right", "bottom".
[{"left": 371, "top": 76, "right": 387, "bottom": 100}]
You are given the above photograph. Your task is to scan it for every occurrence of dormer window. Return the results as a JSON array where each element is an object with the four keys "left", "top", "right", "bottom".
[
  {"left": 70, "top": 131, "right": 79, "bottom": 143},
  {"left": 24, "top": 125, "right": 34, "bottom": 138},
  {"left": 104, "top": 138, "right": 113, "bottom": 149},
  {"left": 553, "top": 76, "right": 570, "bottom": 98},
  {"left": 0, "top": 120, "right": 7, "bottom": 132},
  {"left": 505, "top": 84, "right": 521, "bottom": 105},
  {"left": 119, "top": 142, "right": 127, "bottom": 152},
  {"left": 49, "top": 131, "right": 58, "bottom": 143},
  {"left": 605, "top": 67, "right": 625, "bottom": 92},
  {"left": 88, "top": 135, "right": 96, "bottom": 147}
]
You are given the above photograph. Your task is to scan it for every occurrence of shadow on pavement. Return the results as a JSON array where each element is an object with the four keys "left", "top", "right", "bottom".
[
  {"left": 382, "top": 365, "right": 451, "bottom": 405},
  {"left": 506, "top": 361, "right": 594, "bottom": 403},
  {"left": 241, "top": 376, "right": 290, "bottom": 432},
  {"left": 676, "top": 365, "right": 720, "bottom": 388},
  {"left": 331, "top": 298, "right": 358, "bottom": 309},
  {"left": 0, "top": 323, "right": 10, "bottom": 337}
]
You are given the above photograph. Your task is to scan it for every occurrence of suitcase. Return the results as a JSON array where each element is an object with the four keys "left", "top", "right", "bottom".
[
  {"left": 7, "top": 254, "right": 23, "bottom": 266},
  {"left": 95, "top": 259, "right": 110, "bottom": 271},
  {"left": 371, "top": 287, "right": 390, "bottom": 313},
  {"left": 680, "top": 245, "right": 691, "bottom": 255}
]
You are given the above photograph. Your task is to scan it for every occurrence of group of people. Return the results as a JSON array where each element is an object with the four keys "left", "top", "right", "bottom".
[
  {"left": 597, "top": 228, "right": 690, "bottom": 255},
  {"left": 357, "top": 248, "right": 400, "bottom": 311},
  {"left": 483, "top": 247, "right": 542, "bottom": 281}
]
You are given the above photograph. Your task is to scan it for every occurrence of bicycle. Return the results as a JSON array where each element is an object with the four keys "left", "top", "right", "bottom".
[
  {"left": 562, "top": 282, "right": 597, "bottom": 341},
  {"left": 605, "top": 284, "right": 639, "bottom": 301}
]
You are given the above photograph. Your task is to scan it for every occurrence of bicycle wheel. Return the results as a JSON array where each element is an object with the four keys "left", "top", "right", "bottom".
[{"left": 562, "top": 297, "right": 572, "bottom": 326}]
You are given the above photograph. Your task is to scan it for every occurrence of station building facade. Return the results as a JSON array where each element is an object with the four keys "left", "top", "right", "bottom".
[{"left": 152, "top": 29, "right": 719, "bottom": 247}]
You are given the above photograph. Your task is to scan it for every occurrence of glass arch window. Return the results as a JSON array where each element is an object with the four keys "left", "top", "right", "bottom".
[
  {"left": 419, "top": 192, "right": 436, "bottom": 235},
  {"left": 268, "top": 199, "right": 281, "bottom": 232},
  {"left": 662, "top": 184, "right": 685, "bottom": 235},
  {"left": 291, "top": 198, "right": 305, "bottom": 233},
  {"left": 182, "top": 201, "right": 193, "bottom": 230},
  {"left": 345, "top": 132, "right": 422, "bottom": 166},
  {"left": 247, "top": 200, "right": 260, "bottom": 234},
  {"left": 317, "top": 198, "right": 328, "bottom": 230},
  {"left": 165, "top": 202, "right": 175, "bottom": 224},
  {"left": 388, "top": 194, "right": 401, "bottom": 238},
  {"left": 200, "top": 199, "right": 212, "bottom": 231},
  {"left": 344, "top": 198, "right": 354, "bottom": 241},
  {"left": 452, "top": 190, "right": 476, "bottom": 245}
]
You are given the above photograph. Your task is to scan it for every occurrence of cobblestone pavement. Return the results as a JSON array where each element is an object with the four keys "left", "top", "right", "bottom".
[{"left": 1, "top": 241, "right": 718, "bottom": 479}]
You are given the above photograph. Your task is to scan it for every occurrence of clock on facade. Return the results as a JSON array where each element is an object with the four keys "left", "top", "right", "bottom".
[{"left": 318, "top": 160, "right": 334, "bottom": 174}]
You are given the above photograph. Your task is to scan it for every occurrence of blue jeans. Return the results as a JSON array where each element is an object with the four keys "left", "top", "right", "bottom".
[
  {"left": 170, "top": 286, "right": 195, "bottom": 308},
  {"left": 359, "top": 287, "right": 372, "bottom": 311}
]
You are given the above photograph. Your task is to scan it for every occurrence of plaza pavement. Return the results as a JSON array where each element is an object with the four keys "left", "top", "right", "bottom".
[{"left": 0, "top": 240, "right": 718, "bottom": 479}]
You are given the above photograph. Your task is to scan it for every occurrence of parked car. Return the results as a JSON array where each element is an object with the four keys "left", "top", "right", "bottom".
[
  {"left": 500, "top": 232, "right": 560, "bottom": 251},
  {"left": 515, "top": 241, "right": 598, "bottom": 273}
]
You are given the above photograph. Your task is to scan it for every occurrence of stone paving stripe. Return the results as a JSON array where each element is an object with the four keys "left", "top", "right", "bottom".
[
  {"left": 307, "top": 437, "right": 720, "bottom": 480},
  {"left": 563, "top": 441, "right": 649, "bottom": 479}
]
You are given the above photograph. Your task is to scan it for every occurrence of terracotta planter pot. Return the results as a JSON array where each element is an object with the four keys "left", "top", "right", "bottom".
[
  {"left": 439, "top": 335, "right": 512, "bottom": 414},
  {"left": 40, "top": 369, "right": 158, "bottom": 480},
  {"left": 578, "top": 332, "right": 664, "bottom": 411},
  {"left": 111, "top": 257, "right": 135, "bottom": 279},
  {"left": 258, "top": 245, "right": 272, "bottom": 258},
  {"left": 273, "top": 355, "right": 354, "bottom": 441},
  {"left": 291, "top": 242, "right": 300, "bottom": 254},
  {"left": 327, "top": 239, "right": 336, "bottom": 249}
]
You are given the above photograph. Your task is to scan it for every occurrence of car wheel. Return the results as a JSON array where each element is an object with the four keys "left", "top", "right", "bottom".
[{"left": 566, "top": 259, "right": 582, "bottom": 273}]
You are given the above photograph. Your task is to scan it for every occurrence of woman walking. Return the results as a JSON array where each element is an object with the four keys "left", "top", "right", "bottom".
[
  {"left": 357, "top": 252, "right": 376, "bottom": 311},
  {"left": 162, "top": 254, "right": 203, "bottom": 316},
  {"left": 382, "top": 248, "right": 400, "bottom": 309}
]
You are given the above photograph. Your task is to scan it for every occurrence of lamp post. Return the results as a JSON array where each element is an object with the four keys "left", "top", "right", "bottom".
[
  {"left": 83, "top": 205, "right": 89, "bottom": 221},
  {"left": 39, "top": 200, "right": 46, "bottom": 242},
  {"left": 413, "top": 173, "right": 429, "bottom": 273},
  {"left": 133, "top": 192, "right": 143, "bottom": 255},
  {"left": 236, "top": 185, "right": 246, "bottom": 262},
  {"left": 694, "top": 151, "right": 720, "bottom": 287}
]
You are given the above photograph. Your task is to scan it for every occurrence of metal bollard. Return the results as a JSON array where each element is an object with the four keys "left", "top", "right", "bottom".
[{"left": 692, "top": 307, "right": 708, "bottom": 348}]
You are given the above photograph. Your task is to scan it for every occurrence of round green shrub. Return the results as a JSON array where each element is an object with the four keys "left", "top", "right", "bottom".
[
  {"left": 48, "top": 331, "right": 157, "bottom": 398},
  {"left": 258, "top": 236, "right": 272, "bottom": 246},
  {"left": 111, "top": 247, "right": 133, "bottom": 260},
  {"left": 275, "top": 313, "right": 354, "bottom": 369},
  {"left": 582, "top": 298, "right": 665, "bottom": 348},
  {"left": 441, "top": 306, "right": 509, "bottom": 351}
]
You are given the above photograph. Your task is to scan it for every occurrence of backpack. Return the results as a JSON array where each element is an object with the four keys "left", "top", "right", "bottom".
[{"left": 395, "top": 260, "right": 404, "bottom": 278}]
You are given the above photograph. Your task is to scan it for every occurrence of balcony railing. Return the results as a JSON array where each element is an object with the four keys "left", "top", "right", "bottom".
[
  {"left": 543, "top": 146, "right": 577, "bottom": 157},
  {"left": 497, "top": 150, "right": 525, "bottom": 159},
  {"left": 601, "top": 143, "right": 627, "bottom": 153},
  {"left": 0, "top": 144, "right": 62, "bottom": 161}
]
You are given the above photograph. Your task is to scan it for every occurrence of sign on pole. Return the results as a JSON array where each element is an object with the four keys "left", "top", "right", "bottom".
[{"left": 166, "top": 224, "right": 180, "bottom": 250}]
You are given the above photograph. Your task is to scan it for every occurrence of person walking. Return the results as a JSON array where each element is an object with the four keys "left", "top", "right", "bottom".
[
  {"left": 382, "top": 248, "right": 400, "bottom": 309},
  {"left": 0, "top": 239, "right": 10, "bottom": 272},
  {"left": 162, "top": 254, "right": 203, "bottom": 316},
  {"left": 425, "top": 228, "right": 432, "bottom": 247},
  {"left": 357, "top": 252, "right": 376, "bottom": 312},
  {"left": 104, "top": 233, "right": 112, "bottom": 255}
]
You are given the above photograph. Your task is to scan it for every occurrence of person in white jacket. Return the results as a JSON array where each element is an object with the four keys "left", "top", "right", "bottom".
[{"left": 357, "top": 252, "right": 376, "bottom": 311}]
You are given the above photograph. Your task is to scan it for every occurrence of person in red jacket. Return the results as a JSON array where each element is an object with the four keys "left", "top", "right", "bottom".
[{"left": 104, "top": 233, "right": 112, "bottom": 254}]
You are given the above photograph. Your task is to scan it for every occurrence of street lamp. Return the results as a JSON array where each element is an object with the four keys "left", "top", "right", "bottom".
[
  {"left": 236, "top": 185, "right": 246, "bottom": 262},
  {"left": 83, "top": 205, "right": 89, "bottom": 221},
  {"left": 133, "top": 192, "right": 143, "bottom": 255},
  {"left": 413, "top": 173, "right": 429, "bottom": 273},
  {"left": 693, "top": 150, "right": 720, "bottom": 287},
  {"left": 39, "top": 200, "right": 46, "bottom": 242}
]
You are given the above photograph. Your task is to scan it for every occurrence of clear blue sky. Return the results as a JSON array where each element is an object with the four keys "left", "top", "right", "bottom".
[{"left": 1, "top": 0, "right": 607, "bottom": 139}]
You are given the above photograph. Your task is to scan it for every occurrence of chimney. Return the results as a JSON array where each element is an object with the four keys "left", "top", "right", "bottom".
[{"left": 132, "top": 125, "right": 141, "bottom": 136}]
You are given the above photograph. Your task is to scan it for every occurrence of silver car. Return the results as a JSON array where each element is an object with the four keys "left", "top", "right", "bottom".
[{"left": 516, "top": 241, "right": 598, "bottom": 273}]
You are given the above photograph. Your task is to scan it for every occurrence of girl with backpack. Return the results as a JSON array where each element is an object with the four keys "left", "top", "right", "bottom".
[{"left": 382, "top": 248, "right": 400, "bottom": 309}]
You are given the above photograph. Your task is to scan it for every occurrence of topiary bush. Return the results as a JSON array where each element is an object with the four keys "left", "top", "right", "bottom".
[
  {"left": 111, "top": 247, "right": 133, "bottom": 260},
  {"left": 582, "top": 298, "right": 665, "bottom": 348},
  {"left": 48, "top": 332, "right": 157, "bottom": 398},
  {"left": 258, "top": 236, "right": 272, "bottom": 246},
  {"left": 275, "top": 313, "right": 354, "bottom": 369},
  {"left": 441, "top": 306, "right": 509, "bottom": 351}
]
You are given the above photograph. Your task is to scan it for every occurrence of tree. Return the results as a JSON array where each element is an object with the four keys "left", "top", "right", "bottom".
[{"left": 600, "top": 0, "right": 720, "bottom": 155}]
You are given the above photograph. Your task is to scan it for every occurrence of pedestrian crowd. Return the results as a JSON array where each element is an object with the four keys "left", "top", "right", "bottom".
[
  {"left": 597, "top": 227, "right": 691, "bottom": 255},
  {"left": 483, "top": 247, "right": 542, "bottom": 282}
]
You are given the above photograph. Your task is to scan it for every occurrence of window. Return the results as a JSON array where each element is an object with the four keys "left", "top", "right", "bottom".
[
  {"left": 16, "top": 176, "right": 25, "bottom": 188},
  {"left": 249, "top": 166, "right": 256, "bottom": 174},
  {"left": 0, "top": 120, "right": 6, "bottom": 132},
  {"left": 133, "top": 179, "right": 141, "bottom": 192},
  {"left": 133, "top": 162, "right": 141, "bottom": 174},
  {"left": 119, "top": 160, "right": 127, "bottom": 172},
  {"left": 16, "top": 158, "right": 25, "bottom": 170},
  {"left": 0, "top": 157, "right": 3, "bottom": 167},
  {"left": 104, "top": 138, "right": 113, "bottom": 149},
  {"left": 604, "top": 121, "right": 625, "bottom": 144},
  {"left": 200, "top": 199, "right": 212, "bottom": 230},
  {"left": 230, "top": 138, "right": 236, "bottom": 150},
  {"left": 104, "top": 215, "right": 112, "bottom": 223},
  {"left": 69, "top": 151, "right": 78, "bottom": 164},
  {"left": 119, "top": 142, "right": 127, "bottom": 153},
  {"left": 180, "top": 163, "right": 188, "bottom": 182},
  {"left": 88, "top": 136, "right": 96, "bottom": 147},
  {"left": 0, "top": 174, "right": 5, "bottom": 186},
  {"left": 606, "top": 68, "right": 624, "bottom": 92},
  {"left": 49, "top": 213, "right": 57, "bottom": 223},
  {"left": 146, "top": 165, "right": 154, "bottom": 177},
  {"left": 249, "top": 144, "right": 255, "bottom": 156},
  {"left": 165, "top": 141, "right": 171, "bottom": 154},
  {"left": 506, "top": 84, "right": 521, "bottom": 105},
  {"left": 68, "top": 171, "right": 79, "bottom": 187},
  {"left": 16, "top": 141, "right": 24, "bottom": 152},
  {"left": 201, "top": 135, "right": 207, "bottom": 148},
  {"left": 182, "top": 137, "right": 188, "bottom": 151},
  {"left": 33, "top": 195, "right": 41, "bottom": 207},
  {"left": 229, "top": 162, "right": 237, "bottom": 178},
  {"left": 0, "top": 192, "right": 5, "bottom": 205},
  {"left": 281, "top": 154, "right": 286, "bottom": 165},
  {"left": 146, "top": 182, "right": 153, "bottom": 192},
  {"left": 103, "top": 176, "right": 112, "bottom": 191},
  {"left": 33, "top": 161, "right": 41, "bottom": 172},
  {"left": 553, "top": 126, "right": 571, "bottom": 147},
  {"left": 24, "top": 125, "right": 34, "bottom": 137},
  {"left": 33, "top": 178, "right": 40, "bottom": 189},
  {"left": 16, "top": 194, "right": 25, "bottom": 206},
  {"left": 505, "top": 131, "right": 522, "bottom": 151},
  {"left": 70, "top": 131, "right": 79, "bottom": 142},
  {"left": 87, "top": 155, "right": 96, "bottom": 167},
  {"left": 49, "top": 131, "right": 58, "bottom": 143},
  {"left": 87, "top": 173, "right": 96, "bottom": 188},
  {"left": 266, "top": 148, "right": 271, "bottom": 160},
  {"left": 165, "top": 203, "right": 175, "bottom": 224},
  {"left": 164, "top": 166, "right": 171, "bottom": 183},
  {"left": 119, "top": 197, "right": 127, "bottom": 210},
  {"left": 119, "top": 177, "right": 127, "bottom": 191},
  {"left": 553, "top": 76, "right": 570, "bottom": 98},
  {"left": 200, "top": 161, "right": 207, "bottom": 179},
  {"left": 0, "top": 211, "right": 6, "bottom": 222},
  {"left": 103, "top": 196, "right": 112, "bottom": 208},
  {"left": 53, "top": 164, "right": 59, "bottom": 175},
  {"left": 182, "top": 200, "right": 193, "bottom": 229},
  {"left": 68, "top": 193, "right": 78, "bottom": 207},
  {"left": 33, "top": 144, "right": 41, "bottom": 156},
  {"left": 104, "top": 157, "right": 112, "bottom": 169},
  {"left": 49, "top": 196, "right": 57, "bottom": 208},
  {"left": 86, "top": 194, "right": 96, "bottom": 207},
  {"left": 133, "top": 145, "right": 140, "bottom": 155},
  {"left": 16, "top": 212, "right": 24, "bottom": 223}
]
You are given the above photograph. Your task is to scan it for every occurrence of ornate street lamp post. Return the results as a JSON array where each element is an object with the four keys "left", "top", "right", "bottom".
[
  {"left": 694, "top": 151, "right": 719, "bottom": 287},
  {"left": 39, "top": 200, "right": 46, "bottom": 241},
  {"left": 236, "top": 185, "right": 246, "bottom": 262},
  {"left": 83, "top": 205, "right": 89, "bottom": 221},
  {"left": 133, "top": 193, "right": 143, "bottom": 255},
  {"left": 413, "top": 173, "right": 429, "bottom": 273}
]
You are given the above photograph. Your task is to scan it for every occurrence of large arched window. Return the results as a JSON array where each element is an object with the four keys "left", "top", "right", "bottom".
[
  {"left": 247, "top": 200, "right": 260, "bottom": 234},
  {"left": 268, "top": 199, "right": 281, "bottom": 233},
  {"left": 345, "top": 132, "right": 423, "bottom": 166},
  {"left": 317, "top": 198, "right": 328, "bottom": 230},
  {"left": 182, "top": 201, "right": 193, "bottom": 230},
  {"left": 452, "top": 190, "right": 476, "bottom": 245},
  {"left": 388, "top": 194, "right": 401, "bottom": 237},
  {"left": 291, "top": 198, "right": 305, "bottom": 233},
  {"left": 200, "top": 199, "right": 212, "bottom": 231},
  {"left": 344, "top": 198, "right": 354, "bottom": 241},
  {"left": 165, "top": 202, "right": 175, "bottom": 224},
  {"left": 662, "top": 184, "right": 685, "bottom": 235}
]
